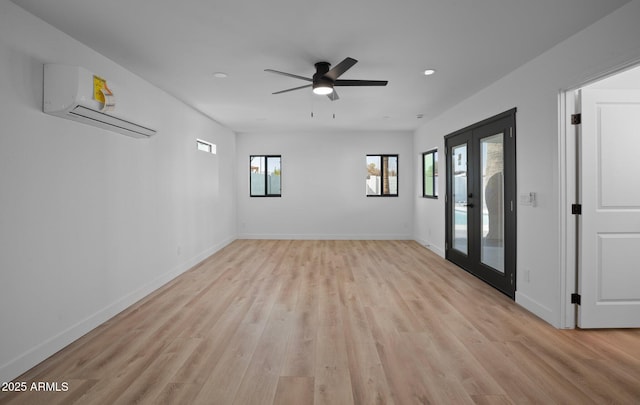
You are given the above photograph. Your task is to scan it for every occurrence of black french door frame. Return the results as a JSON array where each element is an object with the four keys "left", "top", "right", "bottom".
[{"left": 445, "top": 108, "right": 517, "bottom": 299}]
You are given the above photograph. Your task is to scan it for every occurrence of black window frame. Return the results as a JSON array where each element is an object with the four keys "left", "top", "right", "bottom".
[
  {"left": 422, "top": 149, "right": 438, "bottom": 198},
  {"left": 366, "top": 154, "right": 399, "bottom": 197},
  {"left": 249, "top": 155, "right": 282, "bottom": 197}
]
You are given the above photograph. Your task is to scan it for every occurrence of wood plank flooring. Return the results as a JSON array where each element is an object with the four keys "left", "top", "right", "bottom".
[{"left": 1, "top": 240, "right": 639, "bottom": 404}]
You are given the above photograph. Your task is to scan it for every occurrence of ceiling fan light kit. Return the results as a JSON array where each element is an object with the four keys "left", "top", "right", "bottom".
[
  {"left": 312, "top": 85, "right": 333, "bottom": 95},
  {"left": 312, "top": 79, "right": 334, "bottom": 95},
  {"left": 265, "top": 57, "right": 388, "bottom": 101}
]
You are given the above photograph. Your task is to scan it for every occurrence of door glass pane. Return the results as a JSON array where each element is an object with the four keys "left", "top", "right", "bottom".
[
  {"left": 452, "top": 144, "right": 468, "bottom": 254},
  {"left": 480, "top": 134, "right": 504, "bottom": 272}
]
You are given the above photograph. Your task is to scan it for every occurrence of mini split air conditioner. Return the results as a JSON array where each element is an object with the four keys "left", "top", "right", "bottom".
[{"left": 43, "top": 64, "right": 156, "bottom": 139}]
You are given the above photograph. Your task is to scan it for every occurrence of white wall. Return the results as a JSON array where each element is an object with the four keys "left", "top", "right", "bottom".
[
  {"left": 237, "top": 131, "right": 413, "bottom": 239},
  {"left": 0, "top": 1, "right": 237, "bottom": 382},
  {"left": 586, "top": 64, "right": 640, "bottom": 89},
  {"left": 413, "top": 0, "right": 640, "bottom": 327}
]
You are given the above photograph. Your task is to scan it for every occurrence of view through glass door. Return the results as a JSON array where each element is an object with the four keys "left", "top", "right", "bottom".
[{"left": 445, "top": 109, "right": 516, "bottom": 298}]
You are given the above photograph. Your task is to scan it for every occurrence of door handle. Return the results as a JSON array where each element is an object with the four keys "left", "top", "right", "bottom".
[{"left": 464, "top": 203, "right": 474, "bottom": 208}]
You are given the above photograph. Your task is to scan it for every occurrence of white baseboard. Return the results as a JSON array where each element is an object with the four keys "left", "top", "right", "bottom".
[
  {"left": 237, "top": 233, "right": 414, "bottom": 240},
  {"left": 413, "top": 238, "right": 445, "bottom": 257},
  {"left": 516, "top": 291, "right": 559, "bottom": 328},
  {"left": 0, "top": 236, "right": 235, "bottom": 383}
]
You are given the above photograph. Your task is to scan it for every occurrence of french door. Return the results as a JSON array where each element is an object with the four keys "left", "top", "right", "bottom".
[{"left": 445, "top": 109, "right": 516, "bottom": 298}]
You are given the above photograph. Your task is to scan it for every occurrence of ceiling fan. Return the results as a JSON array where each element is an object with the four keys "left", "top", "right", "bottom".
[{"left": 265, "top": 57, "right": 388, "bottom": 101}]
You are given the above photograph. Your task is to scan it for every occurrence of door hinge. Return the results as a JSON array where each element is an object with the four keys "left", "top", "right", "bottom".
[
  {"left": 571, "top": 204, "right": 582, "bottom": 215},
  {"left": 571, "top": 113, "right": 581, "bottom": 125},
  {"left": 571, "top": 293, "right": 581, "bottom": 305},
  {"left": 510, "top": 273, "right": 514, "bottom": 285}
]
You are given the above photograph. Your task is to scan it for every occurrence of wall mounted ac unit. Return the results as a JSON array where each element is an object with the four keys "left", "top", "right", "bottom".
[{"left": 43, "top": 64, "right": 157, "bottom": 139}]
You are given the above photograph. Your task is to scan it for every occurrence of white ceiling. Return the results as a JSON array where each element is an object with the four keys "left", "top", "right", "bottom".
[{"left": 11, "top": 0, "right": 631, "bottom": 133}]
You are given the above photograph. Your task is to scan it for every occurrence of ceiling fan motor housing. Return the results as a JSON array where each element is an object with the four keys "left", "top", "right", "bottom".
[{"left": 314, "top": 62, "right": 331, "bottom": 77}]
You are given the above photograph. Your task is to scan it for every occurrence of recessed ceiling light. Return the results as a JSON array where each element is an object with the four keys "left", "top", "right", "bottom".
[
  {"left": 423, "top": 69, "right": 436, "bottom": 76},
  {"left": 213, "top": 72, "right": 228, "bottom": 78}
]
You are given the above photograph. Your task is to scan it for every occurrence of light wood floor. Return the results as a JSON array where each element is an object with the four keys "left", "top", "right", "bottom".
[{"left": 2, "top": 240, "right": 639, "bottom": 404}]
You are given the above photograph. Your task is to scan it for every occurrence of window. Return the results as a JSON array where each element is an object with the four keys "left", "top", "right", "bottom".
[
  {"left": 422, "top": 149, "right": 438, "bottom": 198},
  {"left": 250, "top": 155, "right": 281, "bottom": 197},
  {"left": 197, "top": 139, "right": 216, "bottom": 154},
  {"left": 366, "top": 154, "right": 398, "bottom": 196}
]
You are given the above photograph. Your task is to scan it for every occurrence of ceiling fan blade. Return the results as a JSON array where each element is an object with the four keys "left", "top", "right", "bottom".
[
  {"left": 264, "top": 69, "right": 312, "bottom": 82},
  {"left": 272, "top": 84, "right": 312, "bottom": 94},
  {"left": 324, "top": 57, "right": 358, "bottom": 80},
  {"left": 335, "top": 79, "right": 388, "bottom": 87},
  {"left": 327, "top": 89, "right": 339, "bottom": 101}
]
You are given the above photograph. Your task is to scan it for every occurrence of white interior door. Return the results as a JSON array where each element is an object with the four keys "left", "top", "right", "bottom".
[{"left": 578, "top": 88, "right": 640, "bottom": 328}]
